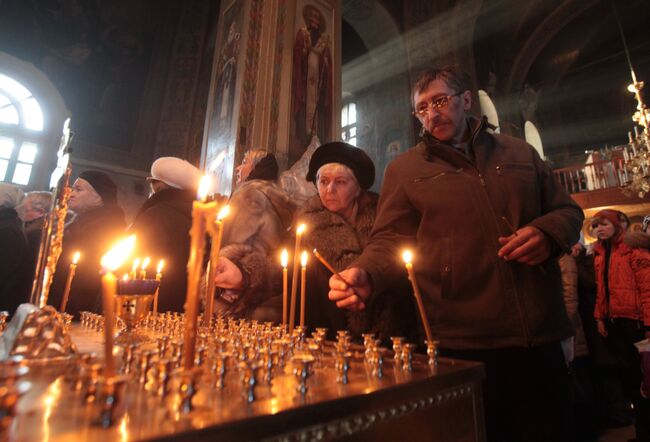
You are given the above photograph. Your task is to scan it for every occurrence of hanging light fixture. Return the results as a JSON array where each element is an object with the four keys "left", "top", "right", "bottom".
[{"left": 612, "top": 1, "right": 650, "bottom": 198}]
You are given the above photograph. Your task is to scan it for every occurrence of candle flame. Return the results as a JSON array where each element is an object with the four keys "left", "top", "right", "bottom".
[
  {"left": 402, "top": 249, "right": 413, "bottom": 265},
  {"left": 131, "top": 257, "right": 140, "bottom": 272},
  {"left": 101, "top": 235, "right": 136, "bottom": 272},
  {"left": 141, "top": 256, "right": 151, "bottom": 270},
  {"left": 197, "top": 175, "right": 211, "bottom": 201},
  {"left": 122, "top": 273, "right": 129, "bottom": 281},
  {"left": 157, "top": 259, "right": 164, "bottom": 273},
  {"left": 296, "top": 223, "right": 306, "bottom": 235},
  {"left": 72, "top": 251, "right": 81, "bottom": 264},
  {"left": 301, "top": 250, "right": 308, "bottom": 267},
  {"left": 280, "top": 249, "right": 288, "bottom": 268},
  {"left": 217, "top": 205, "right": 230, "bottom": 220}
]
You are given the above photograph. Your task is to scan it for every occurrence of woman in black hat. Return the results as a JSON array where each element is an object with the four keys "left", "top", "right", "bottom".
[
  {"left": 297, "top": 142, "right": 416, "bottom": 341},
  {"left": 48, "top": 170, "right": 126, "bottom": 317}
]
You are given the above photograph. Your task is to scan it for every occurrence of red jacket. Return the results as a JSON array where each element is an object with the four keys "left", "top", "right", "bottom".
[{"left": 593, "top": 234, "right": 650, "bottom": 326}]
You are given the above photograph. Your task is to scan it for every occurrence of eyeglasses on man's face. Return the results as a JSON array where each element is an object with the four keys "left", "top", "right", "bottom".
[{"left": 413, "top": 92, "right": 463, "bottom": 117}]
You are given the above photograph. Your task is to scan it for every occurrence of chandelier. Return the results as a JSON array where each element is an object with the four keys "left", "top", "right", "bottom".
[{"left": 614, "top": 2, "right": 650, "bottom": 199}]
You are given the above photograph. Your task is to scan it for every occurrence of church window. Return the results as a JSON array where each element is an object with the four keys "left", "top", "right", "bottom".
[
  {"left": 0, "top": 73, "right": 44, "bottom": 185},
  {"left": 341, "top": 102, "right": 357, "bottom": 146}
]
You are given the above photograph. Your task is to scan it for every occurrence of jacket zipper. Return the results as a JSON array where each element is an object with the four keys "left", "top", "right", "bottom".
[
  {"left": 467, "top": 119, "right": 532, "bottom": 345},
  {"left": 422, "top": 118, "right": 534, "bottom": 345},
  {"left": 413, "top": 168, "right": 463, "bottom": 183}
]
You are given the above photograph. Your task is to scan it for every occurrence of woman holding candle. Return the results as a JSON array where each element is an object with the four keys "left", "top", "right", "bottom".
[
  {"left": 297, "top": 142, "right": 416, "bottom": 341},
  {"left": 211, "top": 150, "right": 297, "bottom": 321},
  {"left": 49, "top": 171, "right": 126, "bottom": 318}
]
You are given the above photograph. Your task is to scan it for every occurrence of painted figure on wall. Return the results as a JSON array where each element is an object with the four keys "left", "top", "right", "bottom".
[
  {"left": 205, "top": 1, "right": 244, "bottom": 195},
  {"left": 290, "top": 4, "right": 333, "bottom": 166},
  {"left": 215, "top": 21, "right": 241, "bottom": 138}
]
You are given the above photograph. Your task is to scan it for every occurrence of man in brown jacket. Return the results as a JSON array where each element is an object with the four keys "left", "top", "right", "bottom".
[{"left": 329, "top": 66, "right": 584, "bottom": 441}]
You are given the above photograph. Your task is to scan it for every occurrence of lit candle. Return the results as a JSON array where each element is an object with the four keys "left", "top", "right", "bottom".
[
  {"left": 299, "top": 250, "right": 308, "bottom": 328},
  {"left": 183, "top": 175, "right": 216, "bottom": 370},
  {"left": 205, "top": 205, "right": 230, "bottom": 327},
  {"left": 140, "top": 257, "right": 150, "bottom": 279},
  {"left": 60, "top": 251, "right": 80, "bottom": 313},
  {"left": 122, "top": 274, "right": 129, "bottom": 281},
  {"left": 153, "top": 259, "right": 164, "bottom": 313},
  {"left": 289, "top": 224, "right": 306, "bottom": 331},
  {"left": 129, "top": 258, "right": 140, "bottom": 280},
  {"left": 634, "top": 126, "right": 639, "bottom": 138},
  {"left": 402, "top": 250, "right": 434, "bottom": 344},
  {"left": 101, "top": 235, "right": 136, "bottom": 378},
  {"left": 281, "top": 249, "right": 288, "bottom": 327}
]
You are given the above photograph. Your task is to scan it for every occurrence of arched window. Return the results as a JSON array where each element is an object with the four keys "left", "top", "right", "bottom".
[
  {"left": 341, "top": 102, "right": 357, "bottom": 146},
  {"left": 0, "top": 51, "right": 69, "bottom": 190},
  {"left": 524, "top": 121, "right": 545, "bottom": 160},
  {"left": 478, "top": 90, "right": 500, "bottom": 133},
  {"left": 0, "top": 74, "right": 44, "bottom": 185}
]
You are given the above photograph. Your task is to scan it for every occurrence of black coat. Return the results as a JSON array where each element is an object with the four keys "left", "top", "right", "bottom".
[
  {"left": 48, "top": 204, "right": 126, "bottom": 317},
  {"left": 129, "top": 188, "right": 194, "bottom": 313},
  {"left": 0, "top": 208, "right": 32, "bottom": 315}
]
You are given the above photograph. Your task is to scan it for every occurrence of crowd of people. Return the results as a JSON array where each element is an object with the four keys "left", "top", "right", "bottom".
[{"left": 0, "top": 65, "right": 648, "bottom": 441}]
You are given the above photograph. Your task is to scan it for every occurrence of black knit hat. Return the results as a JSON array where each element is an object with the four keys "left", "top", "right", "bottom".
[
  {"left": 306, "top": 142, "right": 375, "bottom": 189},
  {"left": 78, "top": 170, "right": 118, "bottom": 204},
  {"left": 247, "top": 153, "right": 279, "bottom": 182}
]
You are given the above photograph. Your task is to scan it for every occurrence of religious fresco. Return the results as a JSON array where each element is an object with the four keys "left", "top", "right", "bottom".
[
  {"left": 289, "top": 0, "right": 335, "bottom": 166},
  {"left": 202, "top": 0, "right": 245, "bottom": 195},
  {"left": 0, "top": 0, "right": 157, "bottom": 152}
]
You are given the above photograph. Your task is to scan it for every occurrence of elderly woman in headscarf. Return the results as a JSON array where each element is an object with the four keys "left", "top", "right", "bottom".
[
  {"left": 211, "top": 150, "right": 297, "bottom": 321},
  {"left": 0, "top": 183, "right": 32, "bottom": 315},
  {"left": 297, "top": 141, "right": 416, "bottom": 341},
  {"left": 48, "top": 170, "right": 126, "bottom": 317}
]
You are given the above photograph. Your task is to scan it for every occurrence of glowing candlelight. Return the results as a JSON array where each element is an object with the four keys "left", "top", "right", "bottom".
[
  {"left": 140, "top": 256, "right": 150, "bottom": 279},
  {"left": 122, "top": 274, "right": 128, "bottom": 281},
  {"left": 129, "top": 258, "right": 140, "bottom": 280},
  {"left": 156, "top": 260, "right": 164, "bottom": 280},
  {"left": 402, "top": 250, "right": 434, "bottom": 344},
  {"left": 153, "top": 259, "right": 164, "bottom": 313},
  {"left": 289, "top": 224, "right": 306, "bottom": 331},
  {"left": 299, "top": 250, "right": 308, "bottom": 328},
  {"left": 60, "top": 251, "right": 80, "bottom": 313},
  {"left": 197, "top": 175, "right": 211, "bottom": 201},
  {"left": 101, "top": 235, "right": 136, "bottom": 377},
  {"left": 205, "top": 204, "right": 230, "bottom": 327},
  {"left": 281, "top": 249, "right": 288, "bottom": 327}
]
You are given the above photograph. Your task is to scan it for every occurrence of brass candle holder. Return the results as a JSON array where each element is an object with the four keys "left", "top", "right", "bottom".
[{"left": 114, "top": 279, "right": 160, "bottom": 345}]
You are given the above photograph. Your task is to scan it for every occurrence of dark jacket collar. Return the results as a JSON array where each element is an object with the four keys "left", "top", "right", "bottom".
[
  {"left": 0, "top": 207, "right": 19, "bottom": 221},
  {"left": 420, "top": 116, "right": 491, "bottom": 166},
  {"left": 69, "top": 203, "right": 125, "bottom": 231},
  {"left": 134, "top": 188, "right": 195, "bottom": 219}
]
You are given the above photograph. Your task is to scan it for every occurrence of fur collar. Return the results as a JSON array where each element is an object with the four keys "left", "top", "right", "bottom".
[
  {"left": 624, "top": 231, "right": 650, "bottom": 250},
  {"left": 298, "top": 191, "right": 378, "bottom": 270}
]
